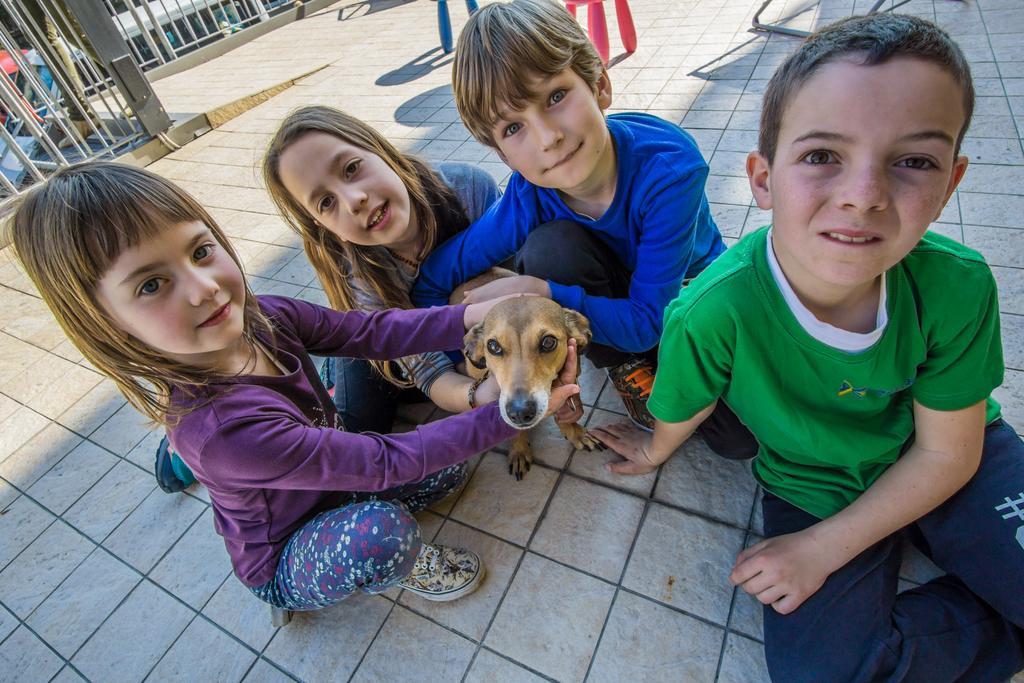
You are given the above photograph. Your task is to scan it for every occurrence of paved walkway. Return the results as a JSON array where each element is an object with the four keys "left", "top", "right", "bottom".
[{"left": 1, "top": 0, "right": 1022, "bottom": 680}]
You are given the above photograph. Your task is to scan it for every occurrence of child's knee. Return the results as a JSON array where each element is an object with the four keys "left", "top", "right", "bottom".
[
  {"left": 359, "top": 498, "right": 419, "bottom": 530},
  {"left": 517, "top": 220, "right": 592, "bottom": 280},
  {"left": 765, "top": 647, "right": 862, "bottom": 683},
  {"left": 702, "top": 429, "right": 758, "bottom": 460},
  {"left": 341, "top": 501, "right": 422, "bottom": 590},
  {"left": 347, "top": 501, "right": 421, "bottom": 559},
  {"left": 765, "top": 629, "right": 882, "bottom": 683}
]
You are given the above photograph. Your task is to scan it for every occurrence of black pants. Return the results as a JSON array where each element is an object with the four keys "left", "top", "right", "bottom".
[{"left": 516, "top": 220, "right": 758, "bottom": 460}]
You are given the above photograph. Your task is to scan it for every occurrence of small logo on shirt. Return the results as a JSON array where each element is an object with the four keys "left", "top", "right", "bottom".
[{"left": 837, "top": 378, "right": 914, "bottom": 399}]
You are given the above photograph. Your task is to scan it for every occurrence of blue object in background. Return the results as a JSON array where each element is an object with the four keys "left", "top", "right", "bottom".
[
  {"left": 436, "top": 0, "right": 479, "bottom": 54},
  {"left": 438, "top": 0, "right": 453, "bottom": 53}
]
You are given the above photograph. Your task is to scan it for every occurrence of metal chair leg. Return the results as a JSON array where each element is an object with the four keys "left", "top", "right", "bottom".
[{"left": 437, "top": 0, "right": 454, "bottom": 54}]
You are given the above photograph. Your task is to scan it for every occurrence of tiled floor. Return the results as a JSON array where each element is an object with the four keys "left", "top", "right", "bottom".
[{"left": 2, "top": 0, "right": 1023, "bottom": 680}]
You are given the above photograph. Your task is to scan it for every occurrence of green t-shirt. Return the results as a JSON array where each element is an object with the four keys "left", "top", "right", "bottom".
[{"left": 649, "top": 227, "right": 1003, "bottom": 519}]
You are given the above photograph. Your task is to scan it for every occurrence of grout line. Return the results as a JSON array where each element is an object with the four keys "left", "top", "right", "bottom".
[
  {"left": 457, "top": 447, "right": 572, "bottom": 679},
  {"left": 582, "top": 462, "right": 661, "bottom": 681},
  {"left": 469, "top": 645, "right": 561, "bottom": 682},
  {"left": 715, "top": 485, "right": 763, "bottom": 679},
  {"left": 345, "top": 597, "right": 400, "bottom": 682},
  {"left": 975, "top": 7, "right": 1024, "bottom": 158},
  {"left": 2, "top": 1, "right": 1022, "bottom": 679},
  {"left": 1, "top": 477, "right": 245, "bottom": 678}
]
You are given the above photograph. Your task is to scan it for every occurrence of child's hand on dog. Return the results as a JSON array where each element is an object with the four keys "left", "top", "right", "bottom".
[
  {"left": 463, "top": 292, "right": 540, "bottom": 329},
  {"left": 591, "top": 422, "right": 659, "bottom": 475},
  {"left": 473, "top": 374, "right": 501, "bottom": 406},
  {"left": 462, "top": 275, "right": 551, "bottom": 304},
  {"left": 554, "top": 339, "right": 585, "bottom": 424},
  {"left": 543, "top": 338, "right": 582, "bottom": 420}
]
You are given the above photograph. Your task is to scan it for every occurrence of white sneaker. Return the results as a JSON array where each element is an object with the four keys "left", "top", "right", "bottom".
[{"left": 398, "top": 542, "right": 485, "bottom": 602}]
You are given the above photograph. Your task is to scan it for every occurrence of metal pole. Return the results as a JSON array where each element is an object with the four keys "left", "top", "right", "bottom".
[
  {"left": 198, "top": 0, "right": 226, "bottom": 41},
  {"left": 0, "top": 163, "right": 20, "bottom": 195},
  {"left": 123, "top": 0, "right": 168, "bottom": 65},
  {"left": 154, "top": 0, "right": 189, "bottom": 52},
  {"left": 171, "top": 0, "right": 202, "bottom": 44},
  {"left": 66, "top": 0, "right": 172, "bottom": 136},
  {"left": 0, "top": 67, "right": 69, "bottom": 165},
  {"left": 250, "top": 0, "right": 271, "bottom": 21},
  {"left": 138, "top": 0, "right": 178, "bottom": 60},
  {"left": 0, "top": 89, "right": 54, "bottom": 182},
  {"left": 0, "top": 4, "right": 87, "bottom": 152},
  {"left": 103, "top": 0, "right": 148, "bottom": 64},
  {"left": 181, "top": 0, "right": 209, "bottom": 45}
]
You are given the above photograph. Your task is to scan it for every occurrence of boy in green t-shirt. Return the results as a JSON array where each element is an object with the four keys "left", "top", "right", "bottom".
[{"left": 595, "top": 14, "right": 1023, "bottom": 681}]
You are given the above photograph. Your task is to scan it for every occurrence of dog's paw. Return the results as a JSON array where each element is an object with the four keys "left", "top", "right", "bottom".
[
  {"left": 508, "top": 449, "right": 532, "bottom": 481},
  {"left": 578, "top": 430, "right": 606, "bottom": 451},
  {"left": 560, "top": 423, "right": 606, "bottom": 451},
  {"left": 571, "top": 430, "right": 606, "bottom": 451}
]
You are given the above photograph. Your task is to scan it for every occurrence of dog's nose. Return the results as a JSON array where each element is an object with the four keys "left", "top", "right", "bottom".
[{"left": 506, "top": 394, "right": 538, "bottom": 426}]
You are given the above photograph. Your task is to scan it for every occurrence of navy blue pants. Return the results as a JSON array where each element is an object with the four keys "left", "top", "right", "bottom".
[
  {"left": 321, "top": 356, "right": 427, "bottom": 434},
  {"left": 761, "top": 420, "right": 1024, "bottom": 682}
]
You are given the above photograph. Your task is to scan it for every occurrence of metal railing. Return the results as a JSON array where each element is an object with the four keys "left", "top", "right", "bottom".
[
  {"left": 106, "top": 0, "right": 295, "bottom": 70},
  {"left": 0, "top": 0, "right": 173, "bottom": 201},
  {"left": 0, "top": 0, "right": 297, "bottom": 203}
]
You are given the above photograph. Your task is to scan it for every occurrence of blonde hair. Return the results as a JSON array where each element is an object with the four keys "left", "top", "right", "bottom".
[
  {"left": 453, "top": 0, "right": 604, "bottom": 146},
  {"left": 263, "top": 106, "right": 469, "bottom": 386},
  {"left": 7, "top": 161, "right": 274, "bottom": 426}
]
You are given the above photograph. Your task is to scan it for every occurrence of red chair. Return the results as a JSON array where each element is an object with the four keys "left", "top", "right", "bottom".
[{"left": 564, "top": 0, "right": 637, "bottom": 65}]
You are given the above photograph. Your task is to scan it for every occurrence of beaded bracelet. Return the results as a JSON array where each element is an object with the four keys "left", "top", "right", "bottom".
[{"left": 467, "top": 374, "right": 488, "bottom": 409}]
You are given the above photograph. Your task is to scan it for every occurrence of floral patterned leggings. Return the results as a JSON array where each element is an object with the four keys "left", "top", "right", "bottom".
[{"left": 250, "top": 462, "right": 468, "bottom": 611}]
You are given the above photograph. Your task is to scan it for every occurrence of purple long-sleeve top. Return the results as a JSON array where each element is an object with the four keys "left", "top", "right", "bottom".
[{"left": 167, "top": 296, "right": 517, "bottom": 587}]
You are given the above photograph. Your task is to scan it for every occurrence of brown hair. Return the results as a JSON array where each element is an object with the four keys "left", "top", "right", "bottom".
[
  {"left": 759, "top": 13, "right": 974, "bottom": 164},
  {"left": 263, "top": 105, "right": 468, "bottom": 386},
  {"left": 7, "top": 161, "right": 274, "bottom": 425},
  {"left": 452, "top": 0, "right": 604, "bottom": 146}
]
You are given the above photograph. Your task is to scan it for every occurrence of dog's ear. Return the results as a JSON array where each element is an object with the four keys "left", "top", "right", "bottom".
[
  {"left": 563, "top": 309, "right": 592, "bottom": 350},
  {"left": 463, "top": 323, "right": 488, "bottom": 370}
]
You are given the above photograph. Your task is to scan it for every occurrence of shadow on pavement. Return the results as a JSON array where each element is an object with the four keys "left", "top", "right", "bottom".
[
  {"left": 375, "top": 48, "right": 453, "bottom": 86},
  {"left": 334, "top": 0, "right": 416, "bottom": 21}
]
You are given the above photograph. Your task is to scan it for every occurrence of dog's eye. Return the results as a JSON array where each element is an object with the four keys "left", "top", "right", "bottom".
[
  {"left": 486, "top": 339, "right": 503, "bottom": 356},
  {"left": 539, "top": 335, "right": 558, "bottom": 352}
]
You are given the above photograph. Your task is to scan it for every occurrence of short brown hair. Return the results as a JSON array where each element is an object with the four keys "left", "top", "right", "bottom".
[
  {"left": 8, "top": 161, "right": 273, "bottom": 425},
  {"left": 453, "top": 0, "right": 604, "bottom": 146},
  {"left": 759, "top": 13, "right": 974, "bottom": 164}
]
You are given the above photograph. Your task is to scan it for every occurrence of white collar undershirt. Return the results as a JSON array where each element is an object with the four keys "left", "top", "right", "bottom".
[{"left": 765, "top": 230, "right": 888, "bottom": 353}]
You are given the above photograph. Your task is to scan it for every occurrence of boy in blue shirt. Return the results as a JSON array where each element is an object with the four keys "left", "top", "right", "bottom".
[
  {"left": 411, "top": 0, "right": 751, "bottom": 456},
  {"left": 596, "top": 14, "right": 1024, "bottom": 681}
]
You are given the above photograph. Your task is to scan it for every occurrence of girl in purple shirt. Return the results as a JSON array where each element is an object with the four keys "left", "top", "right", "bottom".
[{"left": 9, "top": 162, "right": 580, "bottom": 617}]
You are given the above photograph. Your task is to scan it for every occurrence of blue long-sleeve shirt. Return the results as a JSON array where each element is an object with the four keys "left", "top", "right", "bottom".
[{"left": 412, "top": 113, "right": 725, "bottom": 352}]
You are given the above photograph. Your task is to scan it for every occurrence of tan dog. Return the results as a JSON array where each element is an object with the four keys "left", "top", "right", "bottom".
[{"left": 454, "top": 271, "right": 602, "bottom": 478}]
